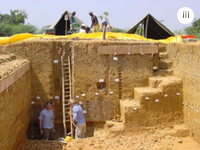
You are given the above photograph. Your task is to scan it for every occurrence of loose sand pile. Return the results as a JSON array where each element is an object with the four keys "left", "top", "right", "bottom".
[{"left": 22, "top": 124, "right": 200, "bottom": 150}]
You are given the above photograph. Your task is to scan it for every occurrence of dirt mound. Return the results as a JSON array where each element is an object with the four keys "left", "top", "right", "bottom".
[{"left": 22, "top": 124, "right": 200, "bottom": 150}]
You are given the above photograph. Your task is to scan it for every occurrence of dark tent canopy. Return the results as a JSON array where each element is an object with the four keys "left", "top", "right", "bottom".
[
  {"left": 49, "top": 10, "right": 86, "bottom": 35},
  {"left": 127, "top": 14, "right": 175, "bottom": 39}
]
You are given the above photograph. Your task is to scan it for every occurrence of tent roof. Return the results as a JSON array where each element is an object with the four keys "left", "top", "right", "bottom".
[
  {"left": 127, "top": 14, "right": 175, "bottom": 39},
  {"left": 49, "top": 10, "right": 87, "bottom": 35}
]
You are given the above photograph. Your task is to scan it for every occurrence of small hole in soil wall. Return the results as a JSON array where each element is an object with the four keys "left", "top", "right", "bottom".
[{"left": 97, "top": 82, "right": 106, "bottom": 90}]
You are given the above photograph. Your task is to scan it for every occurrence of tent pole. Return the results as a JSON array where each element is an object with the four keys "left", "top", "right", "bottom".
[
  {"left": 140, "top": 22, "right": 143, "bottom": 36},
  {"left": 145, "top": 15, "right": 149, "bottom": 38},
  {"left": 65, "top": 20, "right": 68, "bottom": 35},
  {"left": 103, "top": 24, "right": 106, "bottom": 39}
]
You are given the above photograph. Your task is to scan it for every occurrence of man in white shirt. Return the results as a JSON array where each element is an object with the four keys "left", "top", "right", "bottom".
[{"left": 79, "top": 24, "right": 86, "bottom": 33}]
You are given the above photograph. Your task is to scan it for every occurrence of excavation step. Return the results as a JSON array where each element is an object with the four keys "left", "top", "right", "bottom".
[
  {"left": 159, "top": 52, "right": 168, "bottom": 59},
  {"left": 159, "top": 60, "right": 172, "bottom": 69},
  {"left": 159, "top": 45, "right": 168, "bottom": 53},
  {"left": 134, "top": 87, "right": 162, "bottom": 102},
  {"left": 149, "top": 76, "right": 182, "bottom": 88},
  {"left": 0, "top": 54, "right": 16, "bottom": 64},
  {"left": 159, "top": 124, "right": 189, "bottom": 137},
  {"left": 0, "top": 59, "right": 28, "bottom": 79},
  {"left": 120, "top": 99, "right": 141, "bottom": 123},
  {"left": 105, "top": 121, "right": 125, "bottom": 134},
  {"left": 154, "top": 69, "right": 173, "bottom": 76}
]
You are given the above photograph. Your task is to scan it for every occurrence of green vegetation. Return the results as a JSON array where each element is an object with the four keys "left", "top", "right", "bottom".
[
  {"left": 0, "top": 9, "right": 39, "bottom": 36},
  {"left": 184, "top": 18, "right": 200, "bottom": 38},
  {"left": 1, "top": 9, "right": 199, "bottom": 38},
  {"left": 173, "top": 29, "right": 185, "bottom": 35},
  {"left": 112, "top": 27, "right": 128, "bottom": 33},
  {"left": 37, "top": 25, "right": 51, "bottom": 34},
  {"left": 0, "top": 22, "right": 37, "bottom": 36},
  {"left": 98, "top": 11, "right": 109, "bottom": 21}
]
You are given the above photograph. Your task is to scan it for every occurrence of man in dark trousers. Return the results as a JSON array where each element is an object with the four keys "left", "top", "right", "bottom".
[{"left": 39, "top": 101, "right": 55, "bottom": 141}]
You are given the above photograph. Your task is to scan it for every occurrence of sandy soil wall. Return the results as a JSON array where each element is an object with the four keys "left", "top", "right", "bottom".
[
  {"left": 72, "top": 41, "right": 156, "bottom": 121},
  {"left": 0, "top": 71, "right": 31, "bottom": 150},
  {"left": 167, "top": 43, "right": 200, "bottom": 142},
  {"left": 3, "top": 40, "right": 71, "bottom": 127},
  {"left": 2, "top": 40, "right": 158, "bottom": 124}
]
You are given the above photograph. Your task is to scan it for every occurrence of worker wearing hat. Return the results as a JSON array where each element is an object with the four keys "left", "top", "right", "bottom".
[
  {"left": 80, "top": 24, "right": 86, "bottom": 33},
  {"left": 70, "top": 99, "right": 86, "bottom": 139}
]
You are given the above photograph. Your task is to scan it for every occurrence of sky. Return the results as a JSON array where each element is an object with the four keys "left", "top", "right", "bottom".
[{"left": 0, "top": 0, "right": 200, "bottom": 31}]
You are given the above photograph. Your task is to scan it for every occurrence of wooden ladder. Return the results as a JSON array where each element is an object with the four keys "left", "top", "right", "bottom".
[{"left": 61, "top": 56, "right": 73, "bottom": 138}]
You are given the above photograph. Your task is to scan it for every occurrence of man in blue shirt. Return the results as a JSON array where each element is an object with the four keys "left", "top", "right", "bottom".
[{"left": 70, "top": 99, "right": 86, "bottom": 139}]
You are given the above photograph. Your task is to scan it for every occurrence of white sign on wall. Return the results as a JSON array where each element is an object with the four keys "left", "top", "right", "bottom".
[
  {"left": 54, "top": 60, "right": 59, "bottom": 63},
  {"left": 55, "top": 96, "right": 60, "bottom": 99},
  {"left": 99, "top": 79, "right": 104, "bottom": 82}
]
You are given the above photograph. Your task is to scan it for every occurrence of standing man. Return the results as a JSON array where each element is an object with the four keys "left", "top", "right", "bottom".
[
  {"left": 39, "top": 101, "right": 55, "bottom": 141},
  {"left": 70, "top": 99, "right": 86, "bottom": 139},
  {"left": 89, "top": 12, "right": 99, "bottom": 32},
  {"left": 70, "top": 11, "right": 76, "bottom": 25},
  {"left": 70, "top": 11, "right": 76, "bottom": 32}
]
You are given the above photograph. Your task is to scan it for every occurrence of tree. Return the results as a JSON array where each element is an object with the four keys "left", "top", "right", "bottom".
[
  {"left": 184, "top": 18, "right": 200, "bottom": 38},
  {"left": 135, "top": 24, "right": 144, "bottom": 36},
  {"left": 0, "top": 22, "right": 38, "bottom": 36},
  {"left": 98, "top": 11, "right": 109, "bottom": 21},
  {"left": 103, "top": 11, "right": 109, "bottom": 16},
  {"left": 0, "top": 9, "right": 28, "bottom": 25},
  {"left": 0, "top": 9, "right": 38, "bottom": 36},
  {"left": 112, "top": 27, "right": 128, "bottom": 33},
  {"left": 173, "top": 29, "right": 185, "bottom": 35},
  {"left": 37, "top": 25, "right": 51, "bottom": 34},
  {"left": 98, "top": 15, "right": 103, "bottom": 21}
]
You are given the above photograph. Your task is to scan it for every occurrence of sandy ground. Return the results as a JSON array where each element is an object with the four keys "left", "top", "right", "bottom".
[
  {"left": 22, "top": 124, "right": 200, "bottom": 150},
  {"left": 0, "top": 54, "right": 27, "bottom": 78}
]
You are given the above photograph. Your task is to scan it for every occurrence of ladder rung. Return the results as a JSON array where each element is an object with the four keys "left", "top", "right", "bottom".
[
  {"left": 64, "top": 72, "right": 69, "bottom": 73},
  {"left": 65, "top": 120, "right": 70, "bottom": 122}
]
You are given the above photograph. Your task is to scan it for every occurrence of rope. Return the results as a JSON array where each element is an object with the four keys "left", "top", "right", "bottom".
[
  {"left": 140, "top": 41, "right": 144, "bottom": 55},
  {"left": 175, "top": 68, "right": 200, "bottom": 78},
  {"left": 128, "top": 43, "right": 131, "bottom": 55},
  {"left": 114, "top": 45, "right": 117, "bottom": 55}
]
